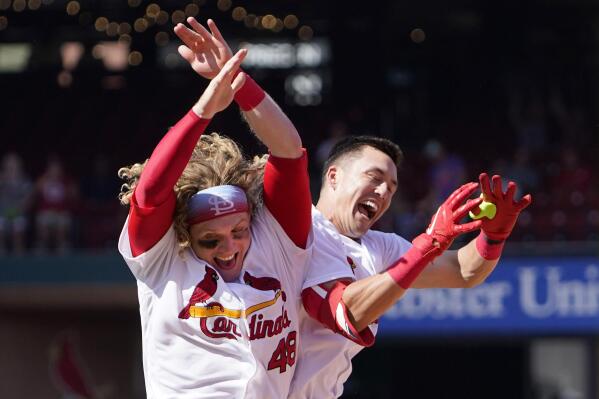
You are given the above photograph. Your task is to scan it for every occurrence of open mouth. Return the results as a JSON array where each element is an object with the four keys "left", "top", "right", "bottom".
[
  {"left": 214, "top": 253, "right": 238, "bottom": 270},
  {"left": 357, "top": 200, "right": 378, "bottom": 221}
]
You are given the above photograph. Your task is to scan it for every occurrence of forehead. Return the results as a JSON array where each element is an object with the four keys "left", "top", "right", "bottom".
[
  {"left": 190, "top": 212, "right": 251, "bottom": 237},
  {"left": 343, "top": 146, "right": 397, "bottom": 178}
]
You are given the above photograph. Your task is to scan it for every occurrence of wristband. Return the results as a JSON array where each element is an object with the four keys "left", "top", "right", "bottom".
[
  {"left": 386, "top": 235, "right": 440, "bottom": 289},
  {"left": 234, "top": 70, "right": 265, "bottom": 111},
  {"left": 475, "top": 232, "right": 505, "bottom": 260}
]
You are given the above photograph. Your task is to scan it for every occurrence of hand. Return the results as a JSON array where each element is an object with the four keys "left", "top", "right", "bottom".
[
  {"left": 477, "top": 173, "right": 532, "bottom": 241},
  {"left": 414, "top": 182, "right": 483, "bottom": 255},
  {"left": 174, "top": 18, "right": 233, "bottom": 79},
  {"left": 192, "top": 49, "right": 247, "bottom": 119}
]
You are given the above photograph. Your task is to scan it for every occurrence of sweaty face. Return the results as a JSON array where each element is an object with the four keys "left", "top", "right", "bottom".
[
  {"left": 328, "top": 146, "right": 398, "bottom": 238},
  {"left": 189, "top": 212, "right": 251, "bottom": 282}
]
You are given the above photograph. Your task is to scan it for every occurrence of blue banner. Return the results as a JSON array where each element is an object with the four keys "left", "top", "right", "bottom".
[{"left": 379, "top": 257, "right": 599, "bottom": 336}]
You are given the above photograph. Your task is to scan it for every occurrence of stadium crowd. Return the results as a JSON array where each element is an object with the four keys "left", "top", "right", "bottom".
[{"left": 1, "top": 84, "right": 596, "bottom": 255}]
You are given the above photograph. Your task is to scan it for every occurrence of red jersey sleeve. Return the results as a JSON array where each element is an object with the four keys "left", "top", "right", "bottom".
[
  {"left": 128, "top": 110, "right": 210, "bottom": 256},
  {"left": 262, "top": 150, "right": 311, "bottom": 249}
]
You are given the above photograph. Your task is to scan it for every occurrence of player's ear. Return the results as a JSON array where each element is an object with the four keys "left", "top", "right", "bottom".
[{"left": 327, "top": 165, "right": 339, "bottom": 190}]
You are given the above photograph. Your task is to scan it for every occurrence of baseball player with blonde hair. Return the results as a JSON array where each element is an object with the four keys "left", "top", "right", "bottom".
[{"left": 118, "top": 31, "right": 344, "bottom": 396}]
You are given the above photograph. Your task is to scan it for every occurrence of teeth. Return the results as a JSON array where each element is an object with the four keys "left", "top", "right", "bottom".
[
  {"left": 217, "top": 253, "right": 235, "bottom": 261},
  {"left": 363, "top": 201, "right": 378, "bottom": 212}
]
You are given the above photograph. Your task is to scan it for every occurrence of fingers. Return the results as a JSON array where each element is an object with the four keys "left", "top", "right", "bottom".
[
  {"left": 515, "top": 193, "right": 532, "bottom": 211},
  {"left": 491, "top": 175, "right": 503, "bottom": 198},
  {"left": 231, "top": 71, "right": 246, "bottom": 93},
  {"left": 174, "top": 23, "right": 204, "bottom": 50},
  {"left": 187, "top": 17, "right": 214, "bottom": 44},
  {"left": 207, "top": 19, "right": 226, "bottom": 44},
  {"left": 448, "top": 182, "right": 479, "bottom": 210},
  {"left": 177, "top": 45, "right": 195, "bottom": 63},
  {"left": 479, "top": 173, "right": 493, "bottom": 201},
  {"left": 445, "top": 182, "right": 476, "bottom": 207},
  {"left": 218, "top": 49, "right": 247, "bottom": 79},
  {"left": 454, "top": 197, "right": 483, "bottom": 221},
  {"left": 454, "top": 220, "right": 482, "bottom": 234},
  {"left": 505, "top": 181, "right": 517, "bottom": 201}
]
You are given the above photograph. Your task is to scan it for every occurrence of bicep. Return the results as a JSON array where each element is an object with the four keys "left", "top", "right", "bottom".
[
  {"left": 263, "top": 151, "right": 311, "bottom": 249},
  {"left": 301, "top": 279, "right": 375, "bottom": 347},
  {"left": 128, "top": 191, "right": 176, "bottom": 257}
]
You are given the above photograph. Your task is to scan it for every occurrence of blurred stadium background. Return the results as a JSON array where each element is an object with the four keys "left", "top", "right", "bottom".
[{"left": 0, "top": 0, "right": 598, "bottom": 397}]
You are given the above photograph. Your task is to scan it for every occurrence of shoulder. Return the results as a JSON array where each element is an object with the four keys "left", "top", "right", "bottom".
[{"left": 363, "top": 229, "right": 411, "bottom": 254}]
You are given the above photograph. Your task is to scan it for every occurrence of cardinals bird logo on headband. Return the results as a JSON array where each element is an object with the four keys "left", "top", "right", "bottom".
[
  {"left": 187, "top": 185, "right": 249, "bottom": 225},
  {"left": 209, "top": 196, "right": 236, "bottom": 216}
]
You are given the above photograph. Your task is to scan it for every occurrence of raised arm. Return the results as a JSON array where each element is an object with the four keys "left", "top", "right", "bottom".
[
  {"left": 413, "top": 173, "right": 532, "bottom": 287},
  {"left": 175, "top": 18, "right": 310, "bottom": 248},
  {"left": 305, "top": 175, "right": 531, "bottom": 336},
  {"left": 303, "top": 182, "right": 483, "bottom": 336},
  {"left": 128, "top": 50, "right": 247, "bottom": 256},
  {"left": 175, "top": 18, "right": 302, "bottom": 158}
]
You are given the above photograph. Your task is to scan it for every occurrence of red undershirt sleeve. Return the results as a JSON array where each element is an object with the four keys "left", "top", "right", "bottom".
[
  {"left": 128, "top": 110, "right": 210, "bottom": 256},
  {"left": 262, "top": 150, "right": 311, "bottom": 249},
  {"left": 302, "top": 282, "right": 376, "bottom": 347}
]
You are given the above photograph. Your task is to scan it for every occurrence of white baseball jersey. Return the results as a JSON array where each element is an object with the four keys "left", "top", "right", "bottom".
[
  {"left": 288, "top": 207, "right": 412, "bottom": 399},
  {"left": 119, "top": 206, "right": 339, "bottom": 399}
]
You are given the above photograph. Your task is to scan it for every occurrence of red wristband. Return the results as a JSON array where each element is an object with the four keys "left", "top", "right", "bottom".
[
  {"left": 386, "top": 239, "right": 438, "bottom": 289},
  {"left": 234, "top": 71, "right": 265, "bottom": 111},
  {"left": 475, "top": 232, "right": 505, "bottom": 260}
]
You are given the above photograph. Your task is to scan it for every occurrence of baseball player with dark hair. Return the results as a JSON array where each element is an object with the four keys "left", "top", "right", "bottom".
[{"left": 289, "top": 135, "right": 531, "bottom": 398}]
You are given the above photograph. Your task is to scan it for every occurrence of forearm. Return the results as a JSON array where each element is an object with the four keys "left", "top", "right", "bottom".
[
  {"left": 456, "top": 235, "right": 500, "bottom": 287},
  {"left": 235, "top": 75, "right": 302, "bottom": 158},
  {"left": 242, "top": 95, "right": 302, "bottom": 158},
  {"left": 412, "top": 239, "right": 499, "bottom": 289},
  {"left": 136, "top": 110, "right": 210, "bottom": 207},
  {"left": 343, "top": 235, "right": 441, "bottom": 330},
  {"left": 129, "top": 110, "right": 209, "bottom": 256},
  {"left": 342, "top": 273, "right": 406, "bottom": 331}
]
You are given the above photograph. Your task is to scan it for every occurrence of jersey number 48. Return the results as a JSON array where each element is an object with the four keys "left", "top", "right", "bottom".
[{"left": 267, "top": 330, "right": 297, "bottom": 373}]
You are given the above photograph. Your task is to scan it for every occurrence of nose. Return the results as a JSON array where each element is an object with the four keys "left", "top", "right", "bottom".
[
  {"left": 375, "top": 183, "right": 391, "bottom": 201},
  {"left": 219, "top": 236, "right": 235, "bottom": 253}
]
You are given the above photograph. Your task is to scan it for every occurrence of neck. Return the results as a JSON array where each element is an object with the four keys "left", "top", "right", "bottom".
[
  {"left": 316, "top": 190, "right": 359, "bottom": 239},
  {"left": 315, "top": 190, "right": 336, "bottom": 228}
]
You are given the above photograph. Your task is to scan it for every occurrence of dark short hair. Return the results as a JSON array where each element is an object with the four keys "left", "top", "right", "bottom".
[{"left": 321, "top": 135, "right": 404, "bottom": 181}]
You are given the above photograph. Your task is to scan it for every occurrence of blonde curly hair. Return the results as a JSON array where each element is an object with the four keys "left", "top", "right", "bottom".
[{"left": 118, "top": 132, "right": 267, "bottom": 251}]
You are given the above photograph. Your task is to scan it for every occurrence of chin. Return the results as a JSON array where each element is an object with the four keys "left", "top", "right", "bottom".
[{"left": 353, "top": 219, "right": 373, "bottom": 237}]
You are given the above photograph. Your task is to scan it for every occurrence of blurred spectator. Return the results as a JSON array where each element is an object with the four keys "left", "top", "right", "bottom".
[
  {"left": 79, "top": 155, "right": 122, "bottom": 249},
  {"left": 389, "top": 192, "right": 429, "bottom": 240},
  {"left": 509, "top": 90, "right": 548, "bottom": 154},
  {"left": 0, "top": 152, "right": 33, "bottom": 255},
  {"left": 80, "top": 155, "right": 118, "bottom": 205},
  {"left": 503, "top": 148, "right": 540, "bottom": 197},
  {"left": 33, "top": 156, "right": 78, "bottom": 254},
  {"left": 549, "top": 90, "right": 593, "bottom": 150},
  {"left": 315, "top": 119, "right": 349, "bottom": 170},
  {"left": 551, "top": 147, "right": 592, "bottom": 208},
  {"left": 422, "top": 139, "right": 466, "bottom": 209},
  {"left": 311, "top": 119, "right": 350, "bottom": 197}
]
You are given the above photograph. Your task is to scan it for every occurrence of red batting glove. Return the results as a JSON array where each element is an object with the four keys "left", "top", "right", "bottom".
[
  {"left": 473, "top": 173, "right": 532, "bottom": 260},
  {"left": 477, "top": 173, "right": 532, "bottom": 241},
  {"left": 387, "top": 182, "right": 483, "bottom": 288},
  {"left": 416, "top": 181, "right": 484, "bottom": 254}
]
